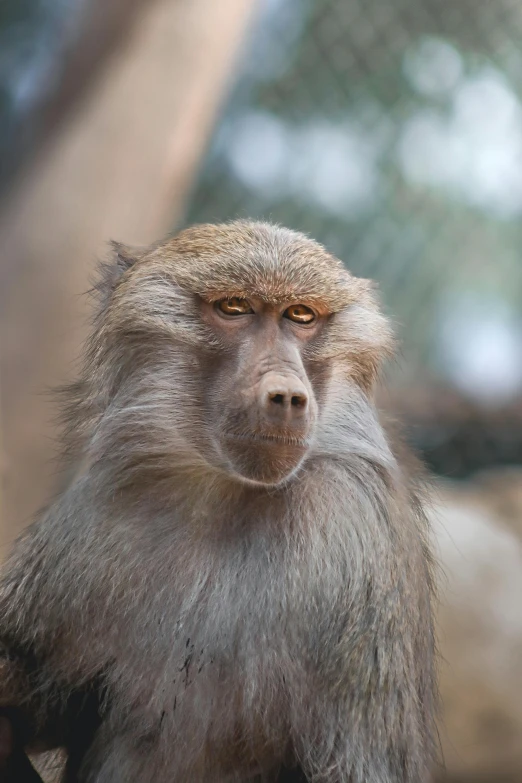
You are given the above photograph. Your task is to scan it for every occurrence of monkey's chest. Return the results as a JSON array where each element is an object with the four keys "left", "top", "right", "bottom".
[
  {"left": 99, "top": 643, "right": 295, "bottom": 780},
  {"left": 99, "top": 598, "right": 303, "bottom": 774},
  {"left": 84, "top": 532, "right": 335, "bottom": 773}
]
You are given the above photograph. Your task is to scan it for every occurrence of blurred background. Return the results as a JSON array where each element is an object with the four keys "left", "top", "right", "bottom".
[{"left": 1, "top": 1, "right": 522, "bottom": 781}]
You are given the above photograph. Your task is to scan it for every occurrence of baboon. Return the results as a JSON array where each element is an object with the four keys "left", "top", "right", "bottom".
[{"left": 0, "top": 221, "right": 436, "bottom": 782}]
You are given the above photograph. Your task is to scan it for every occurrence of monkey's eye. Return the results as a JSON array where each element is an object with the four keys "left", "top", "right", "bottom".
[
  {"left": 216, "top": 298, "right": 254, "bottom": 316},
  {"left": 283, "top": 304, "right": 316, "bottom": 324}
]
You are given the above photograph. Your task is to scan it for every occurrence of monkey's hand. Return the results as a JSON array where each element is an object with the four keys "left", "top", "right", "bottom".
[{"left": 0, "top": 712, "right": 44, "bottom": 782}]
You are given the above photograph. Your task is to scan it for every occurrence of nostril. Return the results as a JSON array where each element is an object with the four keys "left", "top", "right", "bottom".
[{"left": 265, "top": 381, "right": 309, "bottom": 414}]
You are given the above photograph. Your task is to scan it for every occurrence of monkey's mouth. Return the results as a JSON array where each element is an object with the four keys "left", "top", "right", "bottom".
[
  {"left": 225, "top": 432, "right": 309, "bottom": 448},
  {"left": 220, "top": 431, "right": 310, "bottom": 486}
]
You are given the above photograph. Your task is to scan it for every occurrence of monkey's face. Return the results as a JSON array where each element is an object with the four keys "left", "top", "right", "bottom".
[
  {"left": 96, "top": 222, "right": 393, "bottom": 490},
  {"left": 199, "top": 297, "right": 325, "bottom": 486}
]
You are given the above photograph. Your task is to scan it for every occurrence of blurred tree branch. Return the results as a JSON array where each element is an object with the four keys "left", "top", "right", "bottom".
[{"left": 1, "top": 0, "right": 151, "bottom": 194}]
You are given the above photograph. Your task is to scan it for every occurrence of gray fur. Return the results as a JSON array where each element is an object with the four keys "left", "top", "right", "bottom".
[{"left": 0, "top": 221, "right": 436, "bottom": 782}]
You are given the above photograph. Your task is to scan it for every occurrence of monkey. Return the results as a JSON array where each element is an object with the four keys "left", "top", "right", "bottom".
[{"left": 0, "top": 221, "right": 437, "bottom": 782}]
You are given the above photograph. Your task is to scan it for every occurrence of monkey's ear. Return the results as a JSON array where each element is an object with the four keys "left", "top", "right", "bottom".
[
  {"left": 110, "top": 240, "right": 141, "bottom": 274},
  {"left": 93, "top": 241, "right": 143, "bottom": 307}
]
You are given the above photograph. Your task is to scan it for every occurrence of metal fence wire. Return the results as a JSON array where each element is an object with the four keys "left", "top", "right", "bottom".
[{"left": 185, "top": 0, "right": 522, "bottom": 407}]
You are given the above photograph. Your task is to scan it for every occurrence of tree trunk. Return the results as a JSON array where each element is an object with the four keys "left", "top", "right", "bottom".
[{"left": 0, "top": 0, "right": 256, "bottom": 548}]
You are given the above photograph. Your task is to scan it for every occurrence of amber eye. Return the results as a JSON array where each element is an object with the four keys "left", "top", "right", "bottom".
[
  {"left": 283, "top": 304, "right": 316, "bottom": 324},
  {"left": 216, "top": 298, "right": 254, "bottom": 316}
]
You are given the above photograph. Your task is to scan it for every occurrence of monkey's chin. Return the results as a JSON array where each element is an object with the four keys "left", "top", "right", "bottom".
[{"left": 221, "top": 437, "right": 309, "bottom": 487}]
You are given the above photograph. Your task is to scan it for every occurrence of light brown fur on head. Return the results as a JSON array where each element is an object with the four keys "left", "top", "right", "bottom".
[{"left": 154, "top": 221, "right": 362, "bottom": 307}]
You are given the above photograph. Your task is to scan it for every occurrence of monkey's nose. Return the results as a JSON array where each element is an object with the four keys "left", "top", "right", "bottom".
[{"left": 260, "top": 373, "right": 309, "bottom": 423}]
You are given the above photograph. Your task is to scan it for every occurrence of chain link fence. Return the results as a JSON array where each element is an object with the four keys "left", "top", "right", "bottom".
[{"left": 185, "top": 0, "right": 522, "bottom": 415}]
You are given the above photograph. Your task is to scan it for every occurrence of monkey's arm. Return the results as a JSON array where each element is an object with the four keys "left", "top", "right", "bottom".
[
  {"left": 0, "top": 645, "right": 105, "bottom": 783},
  {"left": 0, "top": 647, "right": 39, "bottom": 730},
  {"left": 0, "top": 654, "right": 46, "bottom": 782},
  {"left": 0, "top": 503, "right": 103, "bottom": 777},
  {"left": 0, "top": 713, "right": 45, "bottom": 782}
]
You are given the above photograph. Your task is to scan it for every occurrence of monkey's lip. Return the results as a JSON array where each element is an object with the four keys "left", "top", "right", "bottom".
[{"left": 225, "top": 432, "right": 309, "bottom": 448}]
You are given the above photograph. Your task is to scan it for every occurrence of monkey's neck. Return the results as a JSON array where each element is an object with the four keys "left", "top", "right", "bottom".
[{"left": 81, "top": 438, "right": 398, "bottom": 554}]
